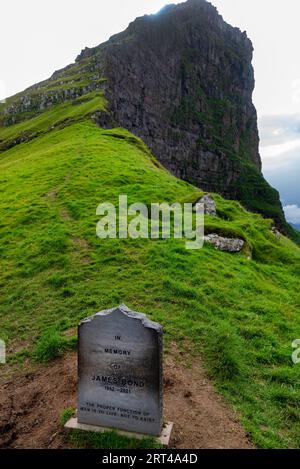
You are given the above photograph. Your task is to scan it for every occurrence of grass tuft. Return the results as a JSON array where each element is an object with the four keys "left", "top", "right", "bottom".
[
  {"left": 34, "top": 328, "right": 77, "bottom": 363},
  {"left": 204, "top": 321, "right": 245, "bottom": 382},
  {"left": 60, "top": 408, "right": 163, "bottom": 449}
]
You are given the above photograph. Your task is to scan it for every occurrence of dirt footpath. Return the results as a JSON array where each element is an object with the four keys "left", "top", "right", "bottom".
[{"left": 0, "top": 345, "right": 253, "bottom": 449}]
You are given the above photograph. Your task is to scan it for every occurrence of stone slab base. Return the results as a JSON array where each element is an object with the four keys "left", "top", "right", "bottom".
[{"left": 64, "top": 417, "right": 173, "bottom": 447}]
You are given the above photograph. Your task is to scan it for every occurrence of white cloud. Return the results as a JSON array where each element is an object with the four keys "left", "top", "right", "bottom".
[
  {"left": 261, "top": 139, "right": 300, "bottom": 159},
  {"left": 259, "top": 114, "right": 300, "bottom": 169},
  {"left": 284, "top": 205, "right": 300, "bottom": 224},
  {"left": 292, "top": 79, "right": 300, "bottom": 104},
  {"left": 259, "top": 114, "right": 300, "bottom": 210},
  {"left": 0, "top": 80, "right": 6, "bottom": 103},
  {"left": 259, "top": 114, "right": 300, "bottom": 147},
  {"left": 260, "top": 142, "right": 300, "bottom": 171}
]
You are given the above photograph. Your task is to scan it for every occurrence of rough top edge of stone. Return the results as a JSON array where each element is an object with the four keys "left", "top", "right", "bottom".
[{"left": 79, "top": 304, "right": 162, "bottom": 333}]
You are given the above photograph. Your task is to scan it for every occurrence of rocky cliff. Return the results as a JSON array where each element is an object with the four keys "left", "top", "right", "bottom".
[
  {"left": 0, "top": 0, "right": 291, "bottom": 235},
  {"left": 85, "top": 0, "right": 287, "bottom": 230}
]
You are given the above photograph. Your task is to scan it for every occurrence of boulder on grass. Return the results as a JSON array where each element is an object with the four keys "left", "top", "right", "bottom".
[
  {"left": 271, "top": 226, "right": 281, "bottom": 239},
  {"left": 194, "top": 194, "right": 216, "bottom": 216},
  {"left": 204, "top": 233, "right": 244, "bottom": 252}
]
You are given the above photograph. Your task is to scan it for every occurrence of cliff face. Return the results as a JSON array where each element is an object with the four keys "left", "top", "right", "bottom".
[
  {"left": 88, "top": 0, "right": 285, "bottom": 227},
  {"left": 91, "top": 0, "right": 260, "bottom": 186},
  {"left": 0, "top": 0, "right": 288, "bottom": 231}
]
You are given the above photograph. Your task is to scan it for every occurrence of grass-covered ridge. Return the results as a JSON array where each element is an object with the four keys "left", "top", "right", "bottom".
[
  {"left": 0, "top": 91, "right": 106, "bottom": 152},
  {"left": 0, "top": 55, "right": 105, "bottom": 127},
  {"left": 0, "top": 106, "right": 300, "bottom": 449}
]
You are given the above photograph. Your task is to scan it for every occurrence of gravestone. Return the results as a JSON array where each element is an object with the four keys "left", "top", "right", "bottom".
[{"left": 77, "top": 304, "right": 163, "bottom": 436}]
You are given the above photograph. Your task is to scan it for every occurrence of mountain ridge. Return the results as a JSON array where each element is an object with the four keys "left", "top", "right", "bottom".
[{"left": 0, "top": 0, "right": 299, "bottom": 245}]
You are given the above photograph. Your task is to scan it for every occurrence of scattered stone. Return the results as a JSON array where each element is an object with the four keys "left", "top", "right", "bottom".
[
  {"left": 194, "top": 194, "right": 216, "bottom": 216},
  {"left": 204, "top": 233, "right": 244, "bottom": 252},
  {"left": 271, "top": 226, "right": 281, "bottom": 239}
]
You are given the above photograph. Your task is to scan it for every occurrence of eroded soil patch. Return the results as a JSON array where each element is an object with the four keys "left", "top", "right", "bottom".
[{"left": 0, "top": 347, "right": 252, "bottom": 449}]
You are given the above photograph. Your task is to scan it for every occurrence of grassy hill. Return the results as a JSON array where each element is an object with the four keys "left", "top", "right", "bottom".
[{"left": 1, "top": 91, "right": 300, "bottom": 449}]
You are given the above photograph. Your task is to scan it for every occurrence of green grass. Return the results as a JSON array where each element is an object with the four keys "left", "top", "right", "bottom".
[
  {"left": 65, "top": 429, "right": 163, "bottom": 450},
  {"left": 0, "top": 110, "right": 300, "bottom": 448},
  {"left": 34, "top": 327, "right": 77, "bottom": 363},
  {"left": 60, "top": 408, "right": 163, "bottom": 449},
  {"left": 0, "top": 91, "right": 106, "bottom": 151}
]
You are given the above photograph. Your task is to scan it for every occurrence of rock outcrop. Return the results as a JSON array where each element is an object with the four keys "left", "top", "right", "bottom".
[
  {"left": 271, "top": 226, "right": 281, "bottom": 239},
  {"left": 194, "top": 194, "right": 216, "bottom": 216},
  {"left": 204, "top": 233, "right": 244, "bottom": 252}
]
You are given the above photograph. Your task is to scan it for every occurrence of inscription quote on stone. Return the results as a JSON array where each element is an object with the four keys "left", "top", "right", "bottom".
[{"left": 77, "top": 304, "right": 163, "bottom": 436}]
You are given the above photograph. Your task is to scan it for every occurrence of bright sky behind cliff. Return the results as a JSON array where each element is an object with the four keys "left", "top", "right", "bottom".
[{"left": 0, "top": 0, "right": 299, "bottom": 222}]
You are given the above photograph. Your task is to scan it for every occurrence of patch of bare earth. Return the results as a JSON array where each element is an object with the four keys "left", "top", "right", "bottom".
[
  {"left": 46, "top": 188, "right": 59, "bottom": 203},
  {"left": 0, "top": 346, "right": 253, "bottom": 449},
  {"left": 164, "top": 347, "right": 252, "bottom": 448},
  {"left": 60, "top": 207, "right": 72, "bottom": 222},
  {"left": 72, "top": 237, "right": 91, "bottom": 264}
]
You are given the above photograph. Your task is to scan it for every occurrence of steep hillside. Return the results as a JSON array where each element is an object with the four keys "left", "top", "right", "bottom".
[
  {"left": 1, "top": 0, "right": 299, "bottom": 244},
  {"left": 0, "top": 89, "right": 300, "bottom": 448}
]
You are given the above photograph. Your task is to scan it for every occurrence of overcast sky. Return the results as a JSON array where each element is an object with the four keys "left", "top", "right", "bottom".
[{"left": 1, "top": 0, "right": 299, "bottom": 223}]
